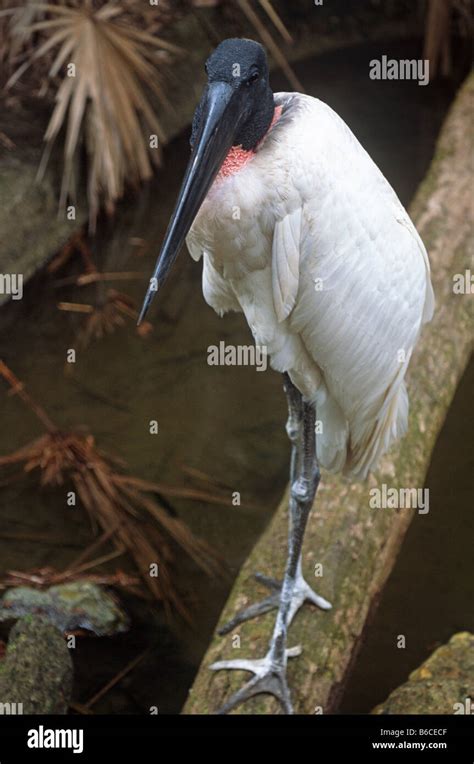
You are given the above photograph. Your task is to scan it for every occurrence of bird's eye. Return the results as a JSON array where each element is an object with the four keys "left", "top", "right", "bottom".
[{"left": 246, "top": 71, "right": 260, "bottom": 86}]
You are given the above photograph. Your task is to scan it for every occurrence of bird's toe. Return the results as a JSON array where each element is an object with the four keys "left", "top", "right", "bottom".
[{"left": 210, "top": 649, "right": 300, "bottom": 714}]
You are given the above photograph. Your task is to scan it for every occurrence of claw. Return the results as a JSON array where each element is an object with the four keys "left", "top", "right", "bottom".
[
  {"left": 210, "top": 647, "right": 301, "bottom": 714},
  {"left": 217, "top": 571, "right": 332, "bottom": 636}
]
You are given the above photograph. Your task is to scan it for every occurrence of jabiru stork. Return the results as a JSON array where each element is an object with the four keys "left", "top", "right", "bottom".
[{"left": 139, "top": 38, "right": 434, "bottom": 714}]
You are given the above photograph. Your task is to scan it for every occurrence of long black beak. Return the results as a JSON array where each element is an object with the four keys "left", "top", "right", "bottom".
[{"left": 138, "top": 82, "right": 242, "bottom": 324}]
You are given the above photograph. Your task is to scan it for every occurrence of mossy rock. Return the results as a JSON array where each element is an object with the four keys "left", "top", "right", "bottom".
[
  {"left": 0, "top": 615, "right": 73, "bottom": 714},
  {"left": 373, "top": 633, "right": 474, "bottom": 714},
  {"left": 0, "top": 582, "right": 129, "bottom": 637}
]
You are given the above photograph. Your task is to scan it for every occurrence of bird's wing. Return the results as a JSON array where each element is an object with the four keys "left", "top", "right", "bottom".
[
  {"left": 272, "top": 208, "right": 301, "bottom": 322},
  {"left": 186, "top": 230, "right": 241, "bottom": 315},
  {"left": 386, "top": 194, "right": 435, "bottom": 324},
  {"left": 270, "top": 94, "right": 434, "bottom": 475}
]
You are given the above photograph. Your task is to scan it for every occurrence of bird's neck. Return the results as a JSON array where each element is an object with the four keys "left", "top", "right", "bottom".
[
  {"left": 217, "top": 104, "right": 282, "bottom": 181},
  {"left": 236, "top": 87, "right": 276, "bottom": 150}
]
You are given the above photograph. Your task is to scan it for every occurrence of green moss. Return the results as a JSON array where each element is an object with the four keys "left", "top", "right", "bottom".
[{"left": 373, "top": 633, "right": 474, "bottom": 714}]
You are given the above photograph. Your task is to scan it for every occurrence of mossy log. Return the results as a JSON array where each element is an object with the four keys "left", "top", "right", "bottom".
[
  {"left": 373, "top": 633, "right": 474, "bottom": 715},
  {"left": 0, "top": 616, "right": 73, "bottom": 714},
  {"left": 183, "top": 74, "right": 474, "bottom": 714}
]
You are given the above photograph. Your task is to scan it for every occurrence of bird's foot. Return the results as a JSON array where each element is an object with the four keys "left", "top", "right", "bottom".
[
  {"left": 210, "top": 646, "right": 301, "bottom": 714},
  {"left": 217, "top": 570, "right": 331, "bottom": 636}
]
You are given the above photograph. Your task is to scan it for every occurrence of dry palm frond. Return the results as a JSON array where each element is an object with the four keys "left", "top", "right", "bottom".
[
  {"left": 0, "top": 361, "right": 224, "bottom": 621},
  {"left": 49, "top": 229, "right": 150, "bottom": 340},
  {"left": 0, "top": 565, "right": 141, "bottom": 594},
  {"left": 47, "top": 227, "right": 95, "bottom": 274},
  {"left": 54, "top": 270, "right": 145, "bottom": 287},
  {"left": 6, "top": 1, "right": 182, "bottom": 228},
  {"left": 2, "top": 0, "right": 46, "bottom": 64},
  {"left": 49, "top": 231, "right": 151, "bottom": 344},
  {"left": 58, "top": 288, "right": 152, "bottom": 346}
]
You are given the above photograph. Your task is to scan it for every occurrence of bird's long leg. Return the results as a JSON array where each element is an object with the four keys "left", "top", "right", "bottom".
[
  {"left": 217, "top": 374, "right": 331, "bottom": 638},
  {"left": 210, "top": 387, "right": 326, "bottom": 713}
]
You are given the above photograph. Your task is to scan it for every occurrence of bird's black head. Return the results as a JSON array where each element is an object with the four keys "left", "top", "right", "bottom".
[
  {"left": 191, "top": 38, "right": 274, "bottom": 151},
  {"left": 138, "top": 39, "right": 275, "bottom": 324}
]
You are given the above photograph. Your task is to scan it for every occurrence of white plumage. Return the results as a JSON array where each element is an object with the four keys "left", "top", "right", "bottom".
[{"left": 187, "top": 92, "right": 434, "bottom": 479}]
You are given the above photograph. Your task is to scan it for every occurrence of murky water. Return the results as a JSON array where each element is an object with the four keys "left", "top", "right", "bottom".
[{"left": 0, "top": 40, "right": 469, "bottom": 713}]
